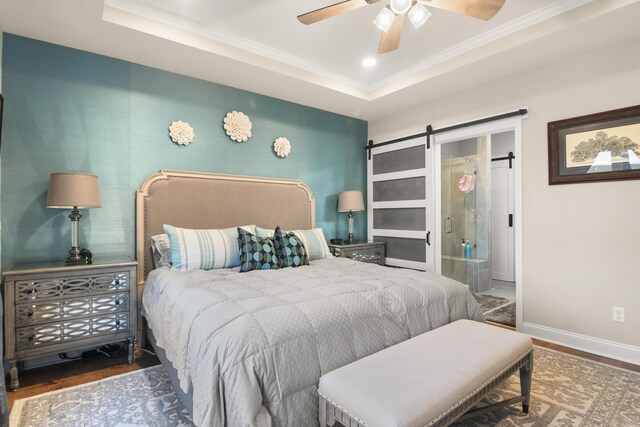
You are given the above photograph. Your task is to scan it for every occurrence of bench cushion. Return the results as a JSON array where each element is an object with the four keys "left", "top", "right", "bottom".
[{"left": 318, "top": 319, "right": 532, "bottom": 427}]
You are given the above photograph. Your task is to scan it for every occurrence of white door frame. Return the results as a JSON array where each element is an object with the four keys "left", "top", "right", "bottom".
[{"left": 431, "top": 113, "right": 526, "bottom": 330}]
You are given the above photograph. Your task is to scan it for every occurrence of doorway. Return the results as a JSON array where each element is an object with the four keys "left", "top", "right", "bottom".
[
  {"left": 490, "top": 130, "right": 515, "bottom": 285},
  {"left": 433, "top": 116, "right": 523, "bottom": 329},
  {"left": 440, "top": 136, "right": 492, "bottom": 293}
]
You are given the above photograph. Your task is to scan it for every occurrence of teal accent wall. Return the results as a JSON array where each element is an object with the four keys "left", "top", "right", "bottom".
[{"left": 0, "top": 34, "right": 367, "bottom": 269}]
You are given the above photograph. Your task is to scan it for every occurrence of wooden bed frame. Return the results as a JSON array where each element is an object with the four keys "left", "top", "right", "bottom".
[{"left": 134, "top": 169, "right": 316, "bottom": 390}]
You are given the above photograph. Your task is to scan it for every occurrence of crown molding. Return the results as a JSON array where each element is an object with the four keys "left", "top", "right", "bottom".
[
  {"left": 370, "top": 0, "right": 595, "bottom": 91},
  {"left": 103, "top": 0, "right": 370, "bottom": 92}
]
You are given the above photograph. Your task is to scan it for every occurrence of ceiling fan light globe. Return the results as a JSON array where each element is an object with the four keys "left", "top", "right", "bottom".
[
  {"left": 390, "top": 0, "right": 411, "bottom": 15},
  {"left": 408, "top": 4, "right": 431, "bottom": 29},
  {"left": 373, "top": 7, "right": 395, "bottom": 33}
]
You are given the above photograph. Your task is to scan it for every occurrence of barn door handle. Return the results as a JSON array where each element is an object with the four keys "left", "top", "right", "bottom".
[{"left": 426, "top": 231, "right": 431, "bottom": 246}]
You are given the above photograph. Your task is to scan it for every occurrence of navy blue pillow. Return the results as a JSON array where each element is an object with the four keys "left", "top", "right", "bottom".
[
  {"left": 274, "top": 226, "right": 309, "bottom": 268},
  {"left": 238, "top": 228, "right": 279, "bottom": 272}
]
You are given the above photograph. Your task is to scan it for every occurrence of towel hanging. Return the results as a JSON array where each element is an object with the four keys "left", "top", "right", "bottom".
[{"left": 458, "top": 174, "right": 475, "bottom": 193}]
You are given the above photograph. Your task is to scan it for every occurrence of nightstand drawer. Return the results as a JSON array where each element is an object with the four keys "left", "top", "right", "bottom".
[
  {"left": 15, "top": 312, "right": 130, "bottom": 351},
  {"left": 328, "top": 242, "right": 386, "bottom": 265},
  {"left": 343, "top": 247, "right": 385, "bottom": 264},
  {"left": 15, "top": 271, "right": 130, "bottom": 303},
  {"left": 15, "top": 292, "right": 129, "bottom": 326}
]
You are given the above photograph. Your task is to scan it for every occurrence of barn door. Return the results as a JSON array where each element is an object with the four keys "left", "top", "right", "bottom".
[{"left": 367, "top": 136, "right": 434, "bottom": 271}]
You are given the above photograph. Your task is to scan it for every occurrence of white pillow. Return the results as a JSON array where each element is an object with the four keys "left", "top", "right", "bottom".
[
  {"left": 163, "top": 224, "right": 256, "bottom": 271},
  {"left": 255, "top": 226, "right": 275, "bottom": 238},
  {"left": 290, "top": 228, "right": 332, "bottom": 261}
]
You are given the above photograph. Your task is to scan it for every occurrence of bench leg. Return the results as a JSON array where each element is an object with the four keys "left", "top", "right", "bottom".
[{"left": 519, "top": 352, "right": 533, "bottom": 414}]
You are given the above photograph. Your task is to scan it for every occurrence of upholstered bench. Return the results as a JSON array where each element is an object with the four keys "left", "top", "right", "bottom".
[{"left": 318, "top": 319, "right": 533, "bottom": 427}]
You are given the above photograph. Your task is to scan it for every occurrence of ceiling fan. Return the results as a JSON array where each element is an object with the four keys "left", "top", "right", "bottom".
[{"left": 298, "top": 0, "right": 506, "bottom": 54}]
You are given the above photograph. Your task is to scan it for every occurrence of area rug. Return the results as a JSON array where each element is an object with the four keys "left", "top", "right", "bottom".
[
  {"left": 473, "top": 293, "right": 516, "bottom": 327},
  {"left": 484, "top": 302, "right": 517, "bottom": 328},
  {"left": 10, "top": 365, "right": 193, "bottom": 427},
  {"left": 11, "top": 347, "right": 640, "bottom": 426},
  {"left": 473, "top": 293, "right": 510, "bottom": 313}
]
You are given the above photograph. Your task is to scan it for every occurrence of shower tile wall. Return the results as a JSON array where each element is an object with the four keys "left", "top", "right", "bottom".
[
  {"left": 445, "top": 157, "right": 477, "bottom": 257},
  {"left": 441, "top": 137, "right": 491, "bottom": 293},
  {"left": 475, "top": 136, "right": 491, "bottom": 262}
]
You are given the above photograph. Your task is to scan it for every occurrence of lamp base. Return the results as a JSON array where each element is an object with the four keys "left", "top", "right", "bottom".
[
  {"left": 65, "top": 258, "right": 91, "bottom": 266},
  {"left": 65, "top": 246, "right": 91, "bottom": 266},
  {"left": 346, "top": 233, "right": 358, "bottom": 245}
]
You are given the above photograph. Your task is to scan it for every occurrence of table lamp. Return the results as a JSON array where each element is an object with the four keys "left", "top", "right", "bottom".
[
  {"left": 338, "top": 190, "right": 365, "bottom": 244},
  {"left": 46, "top": 172, "right": 101, "bottom": 265}
]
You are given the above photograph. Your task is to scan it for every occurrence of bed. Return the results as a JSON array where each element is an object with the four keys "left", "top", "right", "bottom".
[{"left": 136, "top": 170, "right": 484, "bottom": 427}]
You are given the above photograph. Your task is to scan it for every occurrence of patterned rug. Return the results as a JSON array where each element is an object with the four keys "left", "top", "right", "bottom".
[
  {"left": 484, "top": 302, "right": 517, "bottom": 328},
  {"left": 473, "top": 293, "right": 510, "bottom": 313},
  {"left": 11, "top": 347, "right": 640, "bottom": 426},
  {"left": 473, "top": 293, "right": 516, "bottom": 327}
]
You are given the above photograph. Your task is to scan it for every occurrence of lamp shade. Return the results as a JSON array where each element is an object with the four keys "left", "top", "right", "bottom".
[
  {"left": 46, "top": 172, "right": 101, "bottom": 209},
  {"left": 338, "top": 190, "right": 365, "bottom": 212}
]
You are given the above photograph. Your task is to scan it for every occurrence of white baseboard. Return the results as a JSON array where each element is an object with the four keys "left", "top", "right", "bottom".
[{"left": 520, "top": 322, "right": 640, "bottom": 366}]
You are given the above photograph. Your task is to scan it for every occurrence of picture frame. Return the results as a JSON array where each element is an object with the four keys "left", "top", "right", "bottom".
[{"left": 548, "top": 105, "right": 640, "bottom": 185}]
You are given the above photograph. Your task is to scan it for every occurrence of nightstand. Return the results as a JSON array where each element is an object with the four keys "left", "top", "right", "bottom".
[
  {"left": 328, "top": 242, "right": 386, "bottom": 265},
  {"left": 2, "top": 258, "right": 137, "bottom": 391}
]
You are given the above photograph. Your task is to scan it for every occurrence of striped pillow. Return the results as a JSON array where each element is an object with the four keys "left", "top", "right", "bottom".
[
  {"left": 290, "top": 228, "right": 332, "bottom": 261},
  {"left": 164, "top": 224, "right": 256, "bottom": 271}
]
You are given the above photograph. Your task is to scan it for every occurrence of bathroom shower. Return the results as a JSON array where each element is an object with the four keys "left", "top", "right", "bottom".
[{"left": 441, "top": 137, "right": 491, "bottom": 293}]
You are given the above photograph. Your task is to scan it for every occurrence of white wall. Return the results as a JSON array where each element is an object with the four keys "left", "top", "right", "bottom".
[{"left": 369, "top": 35, "right": 640, "bottom": 361}]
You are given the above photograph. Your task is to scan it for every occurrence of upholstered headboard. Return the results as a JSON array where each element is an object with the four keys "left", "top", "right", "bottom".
[{"left": 135, "top": 170, "right": 315, "bottom": 284}]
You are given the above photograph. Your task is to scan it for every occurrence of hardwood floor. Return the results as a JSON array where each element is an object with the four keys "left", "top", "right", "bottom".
[
  {"left": 532, "top": 339, "right": 640, "bottom": 373},
  {"left": 5, "top": 333, "right": 639, "bottom": 413},
  {"left": 6, "top": 350, "right": 160, "bottom": 411}
]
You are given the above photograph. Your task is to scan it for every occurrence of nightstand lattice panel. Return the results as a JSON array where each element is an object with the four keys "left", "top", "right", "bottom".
[
  {"left": 347, "top": 248, "right": 385, "bottom": 264},
  {"left": 15, "top": 272, "right": 130, "bottom": 303},
  {"left": 16, "top": 293, "right": 130, "bottom": 326},
  {"left": 16, "top": 313, "right": 130, "bottom": 350}
]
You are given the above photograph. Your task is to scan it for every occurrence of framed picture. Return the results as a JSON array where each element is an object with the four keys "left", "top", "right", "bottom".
[{"left": 548, "top": 105, "right": 640, "bottom": 185}]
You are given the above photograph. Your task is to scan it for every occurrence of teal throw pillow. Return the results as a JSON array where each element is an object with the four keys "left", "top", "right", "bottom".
[
  {"left": 274, "top": 226, "right": 309, "bottom": 269},
  {"left": 238, "top": 228, "right": 279, "bottom": 272}
]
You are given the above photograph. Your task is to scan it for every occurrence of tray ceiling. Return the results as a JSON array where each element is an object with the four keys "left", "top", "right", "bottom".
[{"left": 1, "top": 0, "right": 640, "bottom": 119}]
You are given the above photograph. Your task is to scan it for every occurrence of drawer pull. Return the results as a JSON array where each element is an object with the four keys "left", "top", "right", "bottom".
[
  {"left": 27, "top": 335, "right": 35, "bottom": 342},
  {"left": 27, "top": 311, "right": 33, "bottom": 317}
]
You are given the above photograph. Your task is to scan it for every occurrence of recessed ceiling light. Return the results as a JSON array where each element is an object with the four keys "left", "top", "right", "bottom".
[{"left": 362, "top": 58, "right": 377, "bottom": 68}]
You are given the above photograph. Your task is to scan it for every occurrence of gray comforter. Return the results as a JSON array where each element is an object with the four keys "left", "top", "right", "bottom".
[{"left": 142, "top": 257, "right": 484, "bottom": 427}]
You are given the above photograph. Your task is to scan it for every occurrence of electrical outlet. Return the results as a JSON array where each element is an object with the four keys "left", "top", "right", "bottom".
[{"left": 612, "top": 306, "right": 625, "bottom": 323}]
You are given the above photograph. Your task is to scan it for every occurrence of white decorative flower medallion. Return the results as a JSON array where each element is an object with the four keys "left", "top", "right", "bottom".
[
  {"left": 168, "top": 120, "right": 195, "bottom": 146},
  {"left": 223, "top": 111, "right": 252, "bottom": 142},
  {"left": 274, "top": 137, "right": 291, "bottom": 158}
]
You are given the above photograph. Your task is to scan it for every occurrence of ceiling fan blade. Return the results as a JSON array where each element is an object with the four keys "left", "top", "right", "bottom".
[
  {"left": 421, "top": 0, "right": 505, "bottom": 20},
  {"left": 298, "top": 0, "right": 371, "bottom": 25},
  {"left": 378, "top": 11, "right": 405, "bottom": 54}
]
